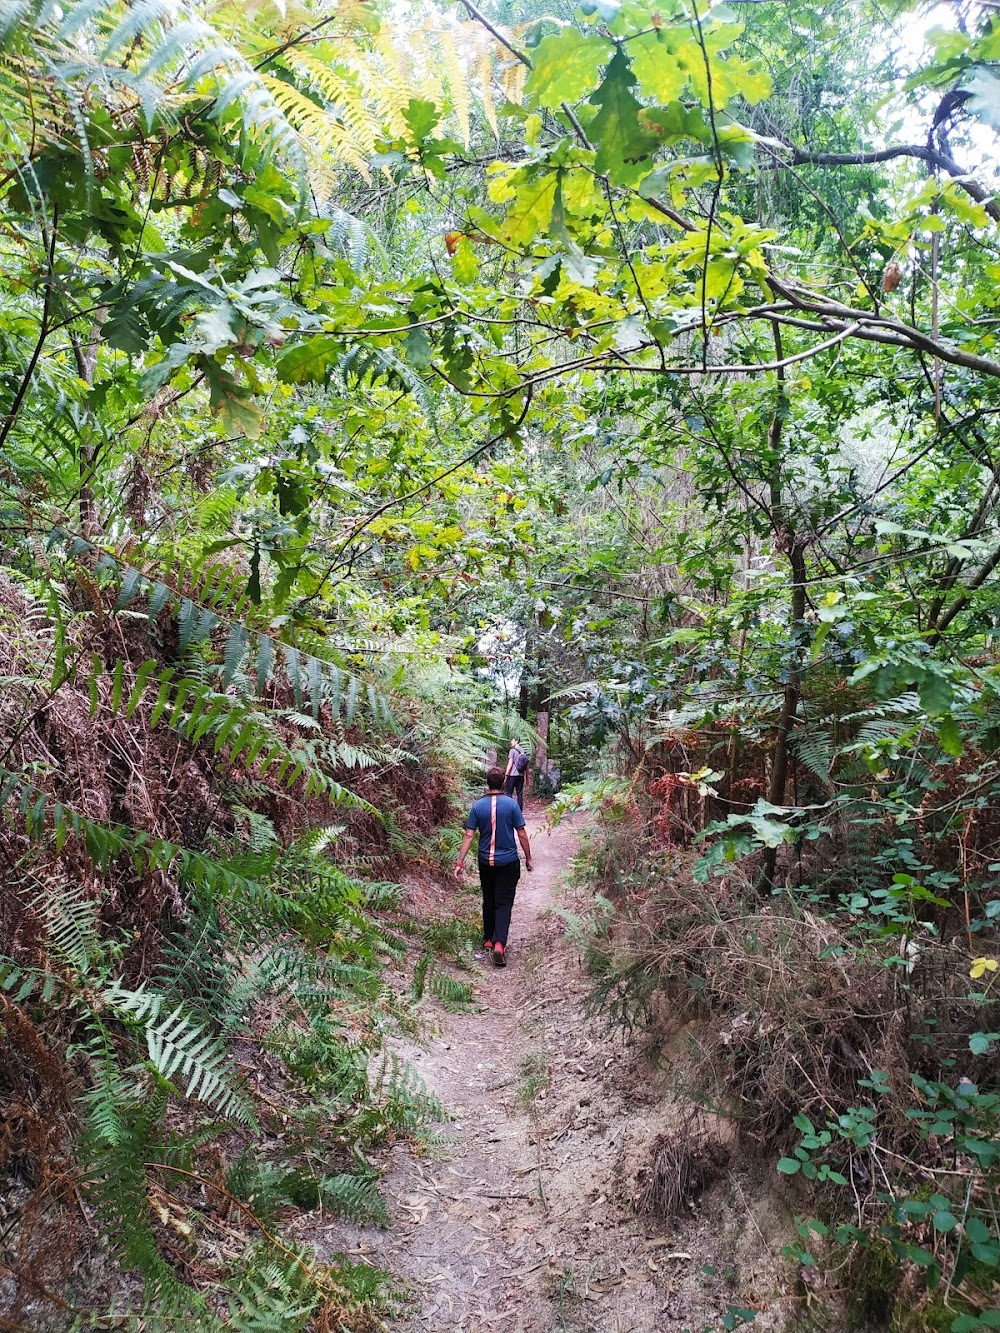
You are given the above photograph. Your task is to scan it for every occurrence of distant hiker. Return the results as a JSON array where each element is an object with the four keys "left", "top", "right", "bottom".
[
  {"left": 454, "top": 766, "right": 532, "bottom": 968},
  {"left": 504, "top": 736, "right": 530, "bottom": 810}
]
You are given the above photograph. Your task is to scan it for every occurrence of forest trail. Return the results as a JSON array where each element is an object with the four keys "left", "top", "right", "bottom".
[{"left": 318, "top": 806, "right": 777, "bottom": 1333}]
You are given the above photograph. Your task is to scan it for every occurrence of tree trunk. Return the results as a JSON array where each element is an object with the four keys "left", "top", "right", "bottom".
[
  {"left": 534, "top": 710, "right": 549, "bottom": 796},
  {"left": 759, "top": 321, "right": 803, "bottom": 891},
  {"left": 71, "top": 316, "right": 106, "bottom": 534}
]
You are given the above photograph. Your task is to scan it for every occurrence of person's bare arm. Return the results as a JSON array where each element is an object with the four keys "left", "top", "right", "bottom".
[
  {"left": 454, "top": 829, "right": 476, "bottom": 878},
  {"left": 517, "top": 825, "right": 532, "bottom": 871}
]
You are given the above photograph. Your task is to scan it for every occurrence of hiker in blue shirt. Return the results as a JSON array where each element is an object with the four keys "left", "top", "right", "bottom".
[{"left": 454, "top": 766, "right": 532, "bottom": 967}]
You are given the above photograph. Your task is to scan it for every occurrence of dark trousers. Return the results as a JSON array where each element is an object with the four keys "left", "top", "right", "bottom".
[
  {"left": 478, "top": 859, "right": 520, "bottom": 947},
  {"left": 504, "top": 772, "right": 524, "bottom": 809}
]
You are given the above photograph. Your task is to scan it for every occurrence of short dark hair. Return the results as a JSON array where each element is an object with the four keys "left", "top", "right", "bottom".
[{"left": 486, "top": 766, "right": 505, "bottom": 790}]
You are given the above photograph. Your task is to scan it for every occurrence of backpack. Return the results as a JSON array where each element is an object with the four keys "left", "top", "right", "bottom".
[{"left": 513, "top": 746, "right": 530, "bottom": 775}]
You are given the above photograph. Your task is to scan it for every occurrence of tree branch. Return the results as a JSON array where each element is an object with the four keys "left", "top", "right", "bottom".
[
  {"left": 931, "top": 542, "right": 1000, "bottom": 639},
  {"left": 0, "top": 206, "right": 58, "bottom": 451},
  {"left": 781, "top": 143, "right": 1000, "bottom": 224},
  {"left": 294, "top": 391, "right": 534, "bottom": 610},
  {"left": 455, "top": 0, "right": 532, "bottom": 67}
]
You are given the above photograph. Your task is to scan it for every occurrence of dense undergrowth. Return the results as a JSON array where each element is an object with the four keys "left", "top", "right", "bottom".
[
  {"left": 563, "top": 729, "right": 1000, "bottom": 1330},
  {"left": 0, "top": 557, "right": 492, "bottom": 1330}
]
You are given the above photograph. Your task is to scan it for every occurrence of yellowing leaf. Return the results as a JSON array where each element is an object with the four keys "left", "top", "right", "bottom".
[
  {"left": 940, "top": 181, "right": 990, "bottom": 229},
  {"left": 702, "top": 256, "right": 743, "bottom": 303},
  {"left": 937, "top": 715, "right": 963, "bottom": 758},
  {"left": 523, "top": 28, "right": 612, "bottom": 109},
  {"left": 452, "top": 235, "right": 479, "bottom": 283},
  {"left": 561, "top": 169, "right": 604, "bottom": 217},
  {"left": 970, "top": 957, "right": 999, "bottom": 979},
  {"left": 492, "top": 170, "right": 558, "bottom": 246},
  {"left": 630, "top": 29, "right": 688, "bottom": 102}
]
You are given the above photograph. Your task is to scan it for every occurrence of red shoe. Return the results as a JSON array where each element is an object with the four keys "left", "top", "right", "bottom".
[
  {"left": 492, "top": 942, "right": 507, "bottom": 968},
  {"left": 474, "top": 940, "right": 492, "bottom": 960}
]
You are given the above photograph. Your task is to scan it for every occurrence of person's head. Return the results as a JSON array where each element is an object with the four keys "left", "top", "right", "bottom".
[
  {"left": 486, "top": 766, "right": 505, "bottom": 791},
  {"left": 509, "top": 737, "right": 519, "bottom": 748}
]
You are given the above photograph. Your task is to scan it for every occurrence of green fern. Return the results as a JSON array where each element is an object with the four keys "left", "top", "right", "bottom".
[
  {"left": 51, "top": 531, "right": 395, "bottom": 731},
  {"left": 427, "top": 968, "right": 474, "bottom": 1011},
  {"left": 791, "top": 727, "right": 834, "bottom": 784},
  {"left": 81, "top": 1084, "right": 182, "bottom": 1295},
  {"left": 410, "top": 950, "right": 430, "bottom": 1002},
  {"left": 225, "top": 1155, "right": 292, "bottom": 1228},
  {"left": 221, "top": 1264, "right": 318, "bottom": 1333},
  {"left": 423, "top": 916, "right": 478, "bottom": 962},
  {"left": 371, "top": 1051, "right": 446, "bottom": 1130},
  {"left": 43, "top": 884, "right": 101, "bottom": 971},
  {"left": 315, "top": 1172, "right": 391, "bottom": 1227},
  {"left": 359, "top": 880, "right": 404, "bottom": 910},
  {"left": 4, "top": 0, "right": 313, "bottom": 196}
]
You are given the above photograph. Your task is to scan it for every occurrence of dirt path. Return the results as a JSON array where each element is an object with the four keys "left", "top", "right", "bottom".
[{"left": 317, "top": 807, "right": 784, "bottom": 1333}]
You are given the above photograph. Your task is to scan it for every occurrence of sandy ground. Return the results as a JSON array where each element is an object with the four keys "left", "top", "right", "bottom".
[{"left": 314, "top": 806, "right": 792, "bottom": 1333}]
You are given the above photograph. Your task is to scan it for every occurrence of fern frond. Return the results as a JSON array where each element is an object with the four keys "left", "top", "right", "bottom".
[
  {"left": 500, "top": 57, "right": 526, "bottom": 106},
  {"left": 477, "top": 47, "right": 498, "bottom": 141},
  {"left": 102, "top": 979, "right": 254, "bottom": 1123},
  {"left": 43, "top": 883, "right": 101, "bottom": 970},
  {"left": 316, "top": 1172, "right": 390, "bottom": 1226},
  {"left": 347, "top": 41, "right": 411, "bottom": 135},
  {"left": 438, "top": 27, "right": 470, "bottom": 148},
  {"left": 261, "top": 73, "right": 372, "bottom": 180},
  {"left": 80, "top": 1023, "right": 135, "bottom": 1149},
  {"left": 427, "top": 966, "right": 473, "bottom": 1010},
  {"left": 81, "top": 1083, "right": 180, "bottom": 1291},
  {"left": 221, "top": 1257, "right": 318, "bottom": 1331},
  {"left": 371, "top": 1051, "right": 446, "bottom": 1128},
  {"left": 791, "top": 728, "right": 834, "bottom": 784}
]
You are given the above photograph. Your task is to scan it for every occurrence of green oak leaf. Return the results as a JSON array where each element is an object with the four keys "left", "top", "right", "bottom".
[
  {"left": 937, "top": 714, "right": 963, "bottom": 757},
  {"left": 276, "top": 336, "right": 341, "bottom": 384},
  {"left": 587, "top": 49, "right": 659, "bottom": 183},
  {"left": 205, "top": 363, "right": 262, "bottom": 440},
  {"left": 703, "top": 256, "right": 743, "bottom": 303},
  {"left": 402, "top": 97, "right": 440, "bottom": 144},
  {"left": 524, "top": 28, "right": 612, "bottom": 108},
  {"left": 103, "top": 304, "right": 148, "bottom": 354},
  {"left": 499, "top": 171, "right": 559, "bottom": 246},
  {"left": 639, "top": 101, "right": 709, "bottom": 144},
  {"left": 917, "top": 668, "right": 953, "bottom": 716},
  {"left": 138, "top": 341, "right": 192, "bottom": 395},
  {"left": 560, "top": 250, "right": 602, "bottom": 287},
  {"left": 403, "top": 326, "right": 433, "bottom": 369}
]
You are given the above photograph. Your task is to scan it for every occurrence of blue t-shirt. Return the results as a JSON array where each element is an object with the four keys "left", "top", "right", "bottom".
[{"left": 466, "top": 792, "right": 525, "bottom": 866}]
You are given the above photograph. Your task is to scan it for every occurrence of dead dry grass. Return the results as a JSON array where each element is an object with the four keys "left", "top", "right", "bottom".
[{"left": 583, "top": 821, "right": 989, "bottom": 1160}]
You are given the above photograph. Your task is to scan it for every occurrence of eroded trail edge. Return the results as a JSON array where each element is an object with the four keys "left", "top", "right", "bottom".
[{"left": 317, "top": 809, "right": 781, "bottom": 1333}]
